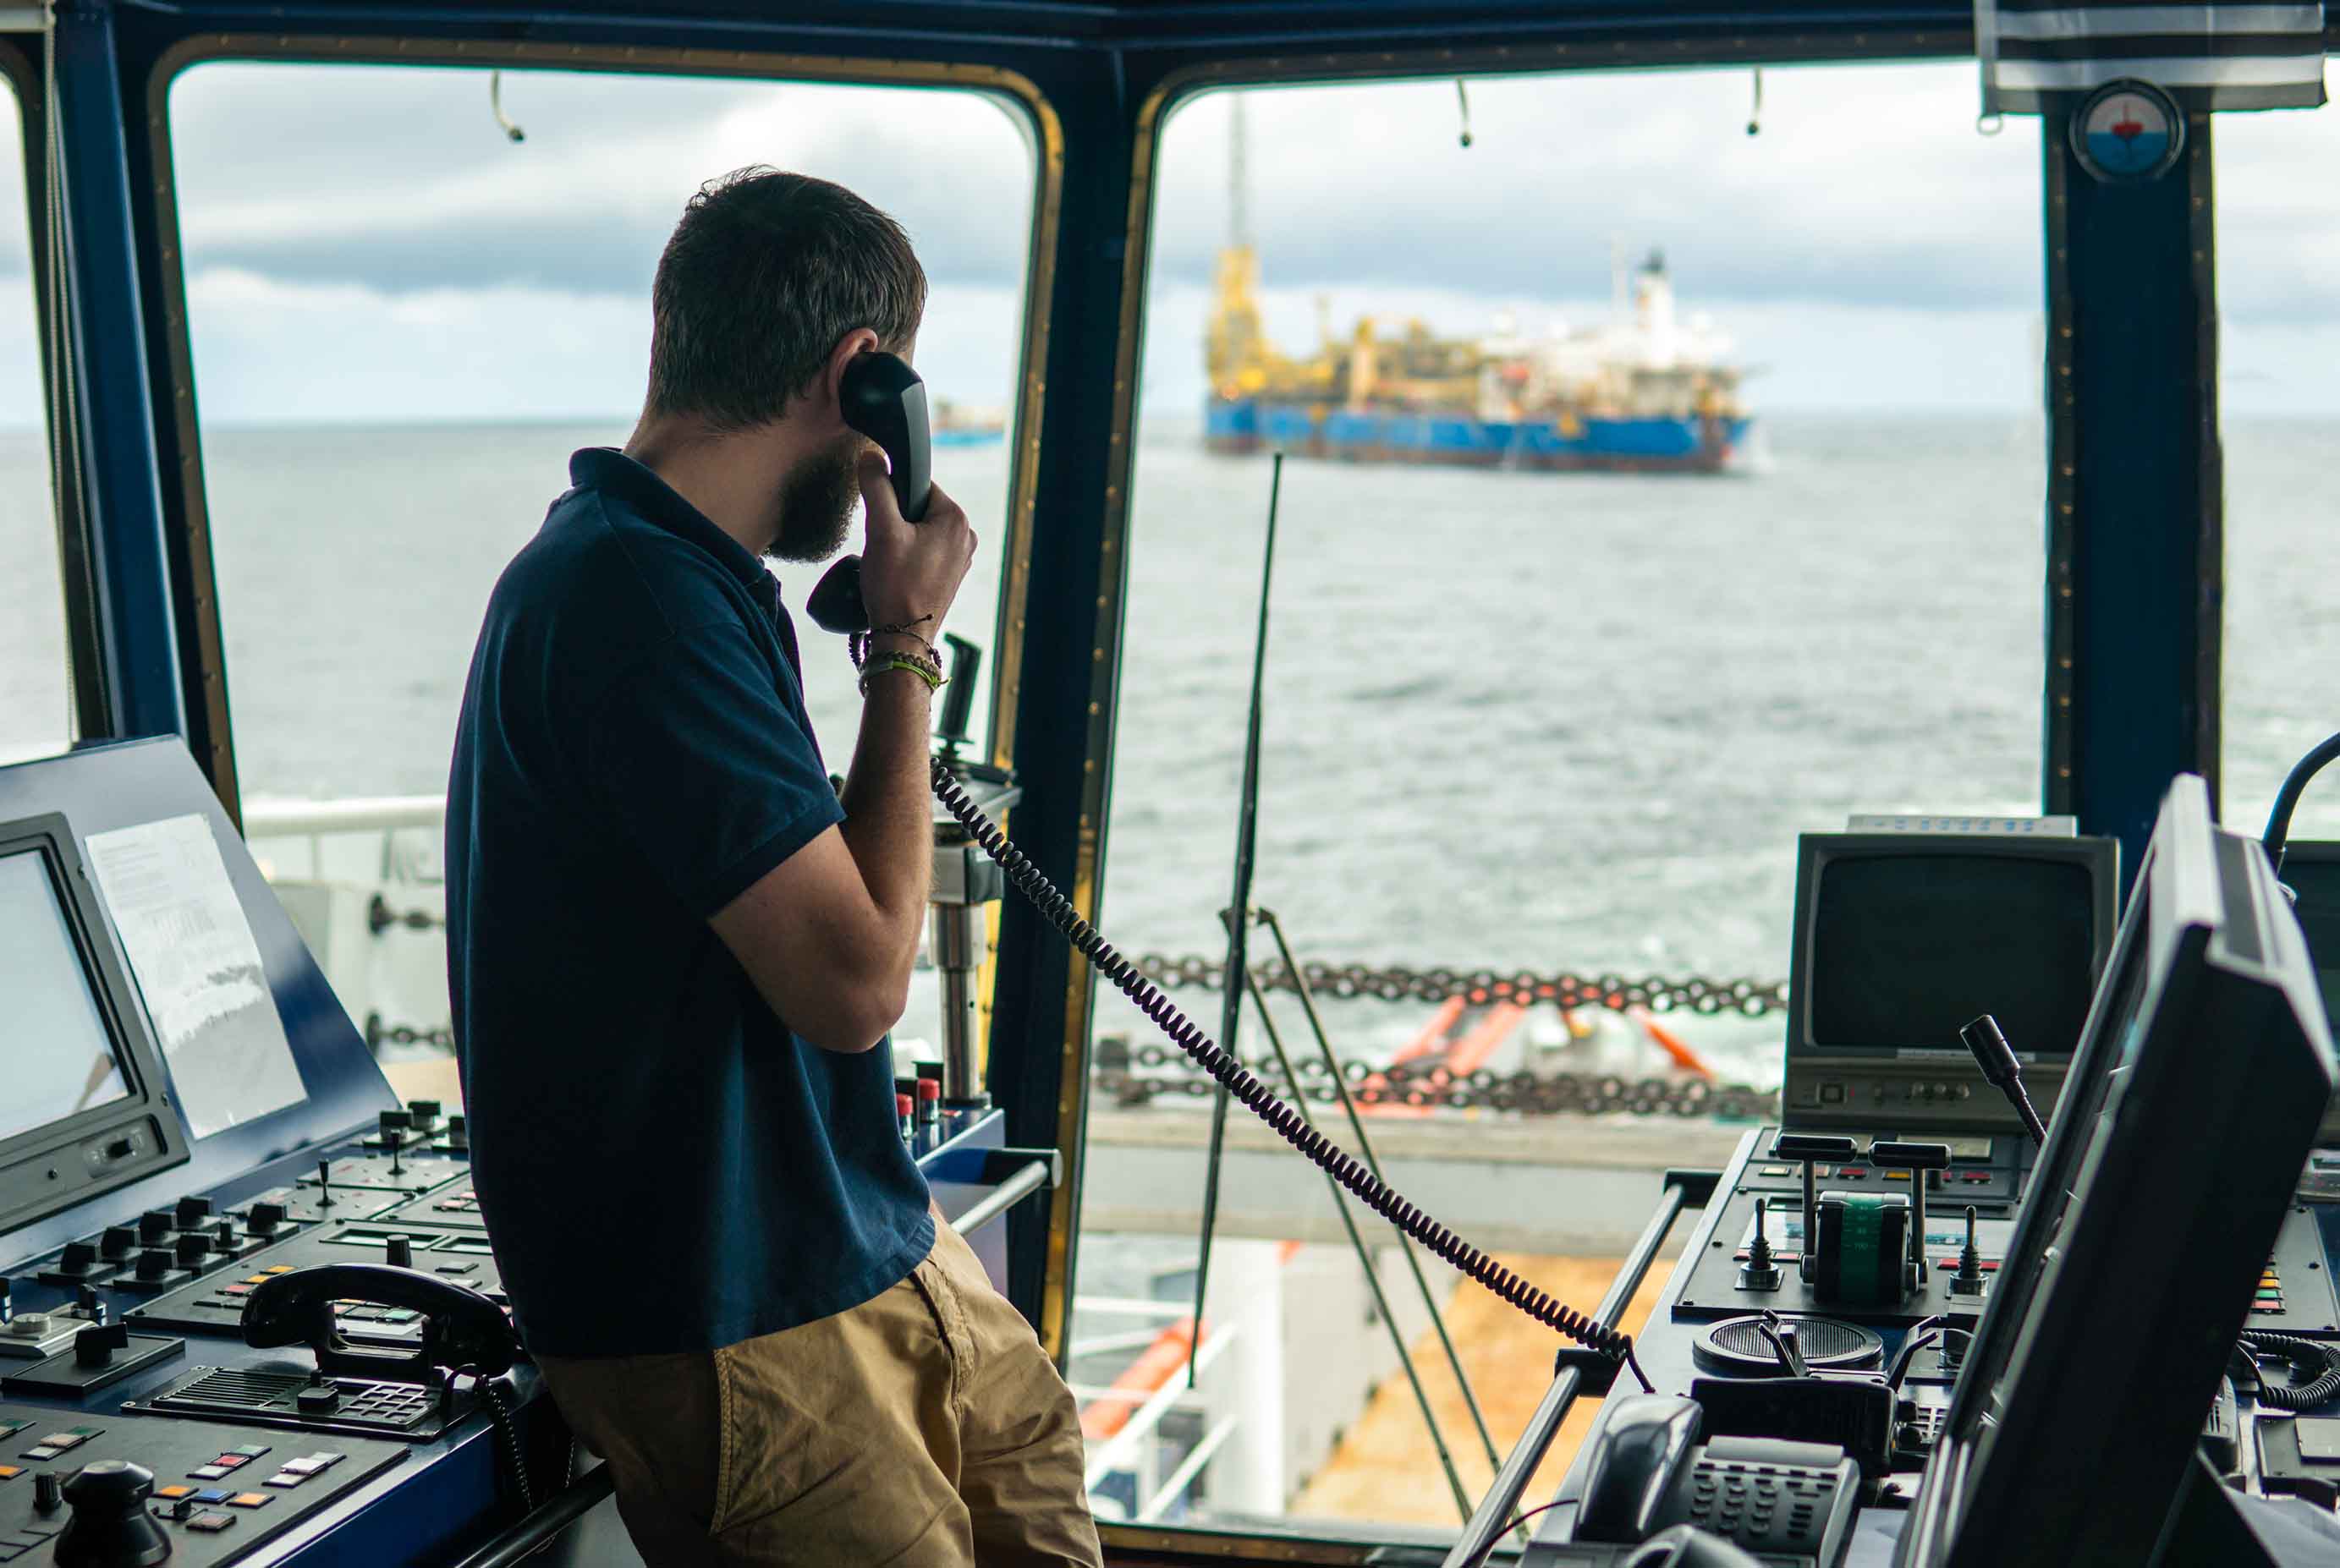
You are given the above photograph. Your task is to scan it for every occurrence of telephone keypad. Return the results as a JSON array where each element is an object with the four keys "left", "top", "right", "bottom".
[{"left": 1666, "top": 1452, "right": 1850, "bottom": 1560}]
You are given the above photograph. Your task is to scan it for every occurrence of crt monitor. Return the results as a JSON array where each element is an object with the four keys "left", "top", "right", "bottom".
[
  {"left": 0, "top": 813, "right": 189, "bottom": 1233},
  {"left": 1894, "top": 776, "right": 2336, "bottom": 1568},
  {"left": 1781, "top": 830, "right": 2118, "bottom": 1132}
]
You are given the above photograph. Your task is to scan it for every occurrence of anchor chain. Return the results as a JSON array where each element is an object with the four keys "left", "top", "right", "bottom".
[
  {"left": 1130, "top": 953, "right": 1787, "bottom": 1017},
  {"left": 1092, "top": 1045, "right": 1776, "bottom": 1120}
]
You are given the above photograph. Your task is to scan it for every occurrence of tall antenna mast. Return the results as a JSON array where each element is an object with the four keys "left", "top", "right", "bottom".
[{"left": 1228, "top": 93, "right": 1250, "bottom": 249}]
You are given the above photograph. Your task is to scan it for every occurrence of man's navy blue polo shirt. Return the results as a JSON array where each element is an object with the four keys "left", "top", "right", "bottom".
[{"left": 445, "top": 447, "right": 933, "bottom": 1358}]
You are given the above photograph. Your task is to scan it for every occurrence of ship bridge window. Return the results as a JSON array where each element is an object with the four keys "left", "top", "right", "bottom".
[
  {"left": 161, "top": 58, "right": 1038, "bottom": 1055},
  {"left": 0, "top": 69, "right": 69, "bottom": 765},
  {"left": 1075, "top": 60, "right": 2046, "bottom": 1544},
  {"left": 2215, "top": 58, "right": 2340, "bottom": 838}
]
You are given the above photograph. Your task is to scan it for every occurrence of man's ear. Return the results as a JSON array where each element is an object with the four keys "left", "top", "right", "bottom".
[{"left": 817, "top": 328, "right": 883, "bottom": 422}]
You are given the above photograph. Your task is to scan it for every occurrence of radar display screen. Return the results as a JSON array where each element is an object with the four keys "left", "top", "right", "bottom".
[
  {"left": 1807, "top": 853, "right": 2100, "bottom": 1055},
  {"left": 0, "top": 846, "right": 130, "bottom": 1143}
]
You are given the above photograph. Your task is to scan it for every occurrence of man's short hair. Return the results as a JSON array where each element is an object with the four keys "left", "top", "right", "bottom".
[{"left": 645, "top": 167, "right": 927, "bottom": 431}]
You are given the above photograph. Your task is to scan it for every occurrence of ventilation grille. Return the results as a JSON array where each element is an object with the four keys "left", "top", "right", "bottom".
[
  {"left": 1693, "top": 1313, "right": 1883, "bottom": 1374},
  {"left": 162, "top": 1366, "right": 308, "bottom": 1412}
]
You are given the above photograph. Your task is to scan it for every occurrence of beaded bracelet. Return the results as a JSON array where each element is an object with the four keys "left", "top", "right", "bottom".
[
  {"left": 859, "top": 653, "right": 946, "bottom": 699},
  {"left": 849, "top": 615, "right": 939, "bottom": 672}
]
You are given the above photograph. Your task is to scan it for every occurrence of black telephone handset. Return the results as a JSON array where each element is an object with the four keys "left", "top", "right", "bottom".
[
  {"left": 807, "top": 349, "right": 931, "bottom": 636},
  {"left": 1577, "top": 1395, "right": 1706, "bottom": 1543},
  {"left": 1552, "top": 1393, "right": 1858, "bottom": 1565},
  {"left": 243, "top": 1263, "right": 520, "bottom": 1381}
]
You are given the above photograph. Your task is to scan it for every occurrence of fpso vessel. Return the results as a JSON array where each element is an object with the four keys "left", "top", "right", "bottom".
[{"left": 1204, "top": 244, "right": 1754, "bottom": 474}]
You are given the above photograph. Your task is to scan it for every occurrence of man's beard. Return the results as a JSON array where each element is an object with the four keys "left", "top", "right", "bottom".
[{"left": 764, "top": 434, "right": 864, "bottom": 565}]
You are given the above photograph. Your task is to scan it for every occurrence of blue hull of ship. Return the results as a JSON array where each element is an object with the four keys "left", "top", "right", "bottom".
[{"left": 1204, "top": 398, "right": 1749, "bottom": 473}]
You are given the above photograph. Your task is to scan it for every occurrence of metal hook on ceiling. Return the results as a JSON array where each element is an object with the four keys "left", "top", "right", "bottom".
[
  {"left": 1455, "top": 79, "right": 1472, "bottom": 149},
  {"left": 491, "top": 70, "right": 525, "bottom": 144},
  {"left": 1747, "top": 67, "right": 1763, "bottom": 136}
]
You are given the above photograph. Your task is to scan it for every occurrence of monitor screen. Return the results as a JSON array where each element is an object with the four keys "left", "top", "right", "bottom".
[
  {"left": 1806, "top": 852, "right": 2101, "bottom": 1055},
  {"left": 0, "top": 846, "right": 130, "bottom": 1144}
]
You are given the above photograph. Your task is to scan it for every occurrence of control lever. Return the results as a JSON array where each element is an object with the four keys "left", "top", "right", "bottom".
[
  {"left": 1771, "top": 1133, "right": 1858, "bottom": 1282},
  {"left": 53, "top": 1460, "right": 169, "bottom": 1568},
  {"left": 76, "top": 1285, "right": 105, "bottom": 1326},
  {"left": 1869, "top": 1142, "right": 1950, "bottom": 1285},
  {"left": 1960, "top": 1014, "right": 2047, "bottom": 1147},
  {"left": 74, "top": 1321, "right": 129, "bottom": 1369},
  {"left": 1739, "top": 1198, "right": 1783, "bottom": 1292},
  {"left": 316, "top": 1158, "right": 338, "bottom": 1208},
  {"left": 1950, "top": 1206, "right": 1987, "bottom": 1297}
]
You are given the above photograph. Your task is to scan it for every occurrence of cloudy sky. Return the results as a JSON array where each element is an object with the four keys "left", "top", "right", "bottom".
[{"left": 0, "top": 52, "right": 2330, "bottom": 425}]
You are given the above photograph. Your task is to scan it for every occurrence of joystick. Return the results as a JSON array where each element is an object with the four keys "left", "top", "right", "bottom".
[
  {"left": 1739, "top": 1198, "right": 1784, "bottom": 1292},
  {"left": 316, "top": 1159, "right": 338, "bottom": 1208},
  {"left": 53, "top": 1460, "right": 171, "bottom": 1567},
  {"left": 1950, "top": 1206, "right": 1987, "bottom": 1298},
  {"left": 383, "top": 1127, "right": 405, "bottom": 1176}
]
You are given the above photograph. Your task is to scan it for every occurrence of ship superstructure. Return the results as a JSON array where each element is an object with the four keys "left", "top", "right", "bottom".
[{"left": 1202, "top": 98, "right": 1754, "bottom": 472}]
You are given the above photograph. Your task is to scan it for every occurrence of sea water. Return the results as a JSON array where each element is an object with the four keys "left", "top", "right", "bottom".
[{"left": 1, "top": 414, "right": 2333, "bottom": 1084}]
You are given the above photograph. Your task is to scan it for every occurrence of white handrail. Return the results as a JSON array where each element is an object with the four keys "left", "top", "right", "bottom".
[
  {"left": 1081, "top": 1324, "right": 1235, "bottom": 1489},
  {"left": 243, "top": 795, "right": 446, "bottom": 836},
  {"left": 1136, "top": 1417, "right": 1239, "bottom": 1522}
]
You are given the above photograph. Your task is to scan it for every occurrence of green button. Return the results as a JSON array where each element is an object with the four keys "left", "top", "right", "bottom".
[
  {"left": 64, "top": 1427, "right": 102, "bottom": 1439},
  {"left": 2255, "top": 1288, "right": 2284, "bottom": 1300}
]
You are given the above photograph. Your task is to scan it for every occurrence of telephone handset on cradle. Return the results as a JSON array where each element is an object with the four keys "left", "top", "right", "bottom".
[
  {"left": 1528, "top": 1394, "right": 1856, "bottom": 1565},
  {"left": 243, "top": 1262, "right": 521, "bottom": 1384},
  {"left": 807, "top": 349, "right": 931, "bottom": 635}
]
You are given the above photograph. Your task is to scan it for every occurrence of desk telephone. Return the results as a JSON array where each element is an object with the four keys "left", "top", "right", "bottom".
[
  {"left": 1530, "top": 1395, "right": 1858, "bottom": 1567},
  {"left": 806, "top": 350, "right": 1641, "bottom": 1381}
]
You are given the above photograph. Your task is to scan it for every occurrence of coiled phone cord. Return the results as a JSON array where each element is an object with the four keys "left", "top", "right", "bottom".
[
  {"left": 931, "top": 759, "right": 1651, "bottom": 1391},
  {"left": 2238, "top": 1330, "right": 2340, "bottom": 1411}
]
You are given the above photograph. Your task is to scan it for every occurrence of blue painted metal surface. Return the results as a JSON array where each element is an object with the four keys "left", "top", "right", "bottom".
[
  {"left": 1210, "top": 398, "right": 1751, "bottom": 467},
  {"left": 54, "top": 3, "right": 184, "bottom": 743}
]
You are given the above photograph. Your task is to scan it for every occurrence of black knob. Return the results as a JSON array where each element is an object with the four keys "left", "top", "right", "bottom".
[
  {"left": 74, "top": 1321, "right": 129, "bottom": 1369},
  {"left": 99, "top": 1225, "right": 136, "bottom": 1259},
  {"left": 296, "top": 1383, "right": 340, "bottom": 1415},
  {"left": 248, "top": 1200, "right": 287, "bottom": 1234},
  {"left": 408, "top": 1099, "right": 442, "bottom": 1132},
  {"left": 54, "top": 1460, "right": 171, "bottom": 1567},
  {"left": 137, "top": 1210, "right": 173, "bottom": 1243},
  {"left": 134, "top": 1248, "right": 173, "bottom": 1281},
  {"left": 174, "top": 1233, "right": 210, "bottom": 1269},
  {"left": 175, "top": 1195, "right": 213, "bottom": 1229},
  {"left": 33, "top": 1469, "right": 61, "bottom": 1512},
  {"left": 444, "top": 1115, "right": 469, "bottom": 1152},
  {"left": 58, "top": 1242, "right": 98, "bottom": 1275},
  {"left": 386, "top": 1235, "right": 414, "bottom": 1269},
  {"left": 378, "top": 1108, "right": 412, "bottom": 1139},
  {"left": 211, "top": 1219, "right": 237, "bottom": 1249}
]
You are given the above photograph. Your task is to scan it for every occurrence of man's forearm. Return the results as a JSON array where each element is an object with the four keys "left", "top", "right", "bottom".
[{"left": 838, "top": 657, "right": 937, "bottom": 962}]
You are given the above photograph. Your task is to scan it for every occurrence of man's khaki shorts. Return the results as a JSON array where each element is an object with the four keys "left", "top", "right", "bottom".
[{"left": 536, "top": 1221, "right": 1103, "bottom": 1566}]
